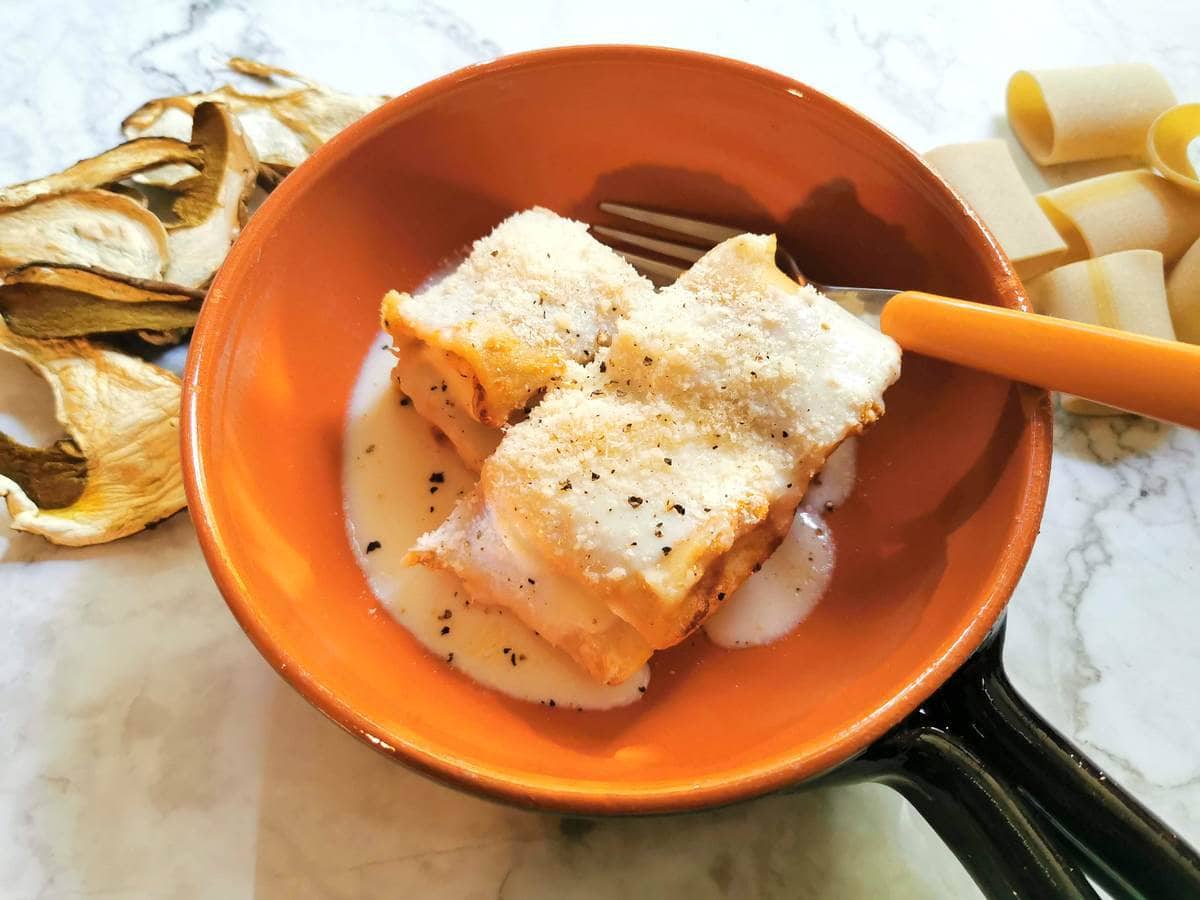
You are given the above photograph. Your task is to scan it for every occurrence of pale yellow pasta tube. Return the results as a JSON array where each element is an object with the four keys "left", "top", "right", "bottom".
[
  {"left": 1147, "top": 103, "right": 1200, "bottom": 195},
  {"left": 1167, "top": 236, "right": 1200, "bottom": 344},
  {"left": 925, "top": 139, "right": 1067, "bottom": 279},
  {"left": 1029, "top": 249, "right": 1175, "bottom": 415},
  {"left": 1007, "top": 64, "right": 1176, "bottom": 165},
  {"left": 1037, "top": 170, "right": 1200, "bottom": 265}
]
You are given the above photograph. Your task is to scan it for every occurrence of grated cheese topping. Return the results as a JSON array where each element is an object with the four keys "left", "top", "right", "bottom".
[
  {"left": 382, "top": 207, "right": 654, "bottom": 426},
  {"left": 480, "top": 233, "right": 902, "bottom": 648}
]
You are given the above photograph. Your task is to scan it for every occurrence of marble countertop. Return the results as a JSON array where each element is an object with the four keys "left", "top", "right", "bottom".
[{"left": 3, "top": 2, "right": 1199, "bottom": 897}]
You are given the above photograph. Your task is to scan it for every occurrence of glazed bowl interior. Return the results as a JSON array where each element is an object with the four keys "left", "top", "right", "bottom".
[{"left": 185, "top": 46, "right": 1051, "bottom": 813}]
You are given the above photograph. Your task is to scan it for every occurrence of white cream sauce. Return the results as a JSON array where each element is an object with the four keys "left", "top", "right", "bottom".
[
  {"left": 343, "top": 336, "right": 648, "bottom": 710},
  {"left": 344, "top": 335, "right": 859, "bottom": 702},
  {"left": 702, "top": 439, "right": 856, "bottom": 648}
]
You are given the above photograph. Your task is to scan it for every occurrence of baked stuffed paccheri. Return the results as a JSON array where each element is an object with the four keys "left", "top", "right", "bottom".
[{"left": 394, "top": 227, "right": 901, "bottom": 684}]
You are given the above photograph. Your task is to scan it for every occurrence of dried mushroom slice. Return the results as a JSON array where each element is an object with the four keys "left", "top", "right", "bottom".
[
  {"left": 122, "top": 56, "right": 387, "bottom": 184},
  {"left": 134, "top": 328, "right": 191, "bottom": 347},
  {"left": 0, "top": 434, "right": 87, "bottom": 510},
  {"left": 103, "top": 181, "right": 152, "bottom": 207},
  {"left": 232, "top": 109, "right": 308, "bottom": 173},
  {"left": 255, "top": 162, "right": 291, "bottom": 192},
  {"left": 0, "top": 319, "right": 184, "bottom": 546},
  {"left": 225, "top": 57, "right": 316, "bottom": 83},
  {"left": 0, "top": 189, "right": 169, "bottom": 279},
  {"left": 0, "top": 137, "right": 199, "bottom": 210},
  {"left": 0, "top": 263, "right": 202, "bottom": 339},
  {"left": 164, "top": 102, "right": 258, "bottom": 288},
  {"left": 249, "top": 70, "right": 386, "bottom": 151}
]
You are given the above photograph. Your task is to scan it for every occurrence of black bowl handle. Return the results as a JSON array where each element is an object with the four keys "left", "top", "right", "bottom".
[{"left": 825, "top": 624, "right": 1200, "bottom": 899}]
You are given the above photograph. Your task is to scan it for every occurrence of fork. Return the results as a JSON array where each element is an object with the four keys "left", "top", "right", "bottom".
[{"left": 592, "top": 202, "right": 1200, "bottom": 430}]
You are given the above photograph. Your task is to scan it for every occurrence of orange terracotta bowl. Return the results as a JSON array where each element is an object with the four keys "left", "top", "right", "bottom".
[{"left": 183, "top": 46, "right": 1052, "bottom": 814}]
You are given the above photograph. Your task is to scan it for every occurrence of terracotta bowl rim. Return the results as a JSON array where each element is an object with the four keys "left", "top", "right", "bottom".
[{"left": 182, "top": 44, "right": 1053, "bottom": 814}]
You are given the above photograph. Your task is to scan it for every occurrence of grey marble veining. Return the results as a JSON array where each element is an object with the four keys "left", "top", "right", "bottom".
[{"left": 2, "top": 1, "right": 1199, "bottom": 897}]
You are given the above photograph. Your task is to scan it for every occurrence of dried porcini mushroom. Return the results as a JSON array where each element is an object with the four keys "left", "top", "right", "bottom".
[
  {"left": 163, "top": 102, "right": 258, "bottom": 287},
  {"left": 0, "top": 60, "right": 390, "bottom": 546},
  {"left": 226, "top": 56, "right": 300, "bottom": 80},
  {"left": 0, "top": 319, "right": 185, "bottom": 546},
  {"left": 255, "top": 162, "right": 291, "bottom": 192},
  {"left": 103, "top": 181, "right": 152, "bottom": 208},
  {"left": 231, "top": 57, "right": 388, "bottom": 151},
  {"left": 132, "top": 328, "right": 191, "bottom": 347},
  {"left": 0, "top": 137, "right": 200, "bottom": 210},
  {"left": 0, "top": 263, "right": 203, "bottom": 340},
  {"left": 0, "top": 189, "right": 169, "bottom": 279},
  {"left": 122, "top": 56, "right": 388, "bottom": 185},
  {"left": 0, "top": 432, "right": 87, "bottom": 510}
]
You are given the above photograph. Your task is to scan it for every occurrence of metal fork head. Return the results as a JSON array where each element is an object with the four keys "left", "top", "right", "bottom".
[
  {"left": 591, "top": 201, "right": 805, "bottom": 285},
  {"left": 589, "top": 201, "right": 895, "bottom": 329}
]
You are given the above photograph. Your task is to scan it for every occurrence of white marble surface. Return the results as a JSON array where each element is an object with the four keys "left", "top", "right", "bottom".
[{"left": 2, "top": 1, "right": 1199, "bottom": 897}]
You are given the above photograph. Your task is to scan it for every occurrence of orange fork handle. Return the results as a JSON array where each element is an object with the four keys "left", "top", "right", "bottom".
[{"left": 881, "top": 291, "right": 1200, "bottom": 430}]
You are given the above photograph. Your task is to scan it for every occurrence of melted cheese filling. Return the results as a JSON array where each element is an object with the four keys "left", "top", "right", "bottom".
[{"left": 390, "top": 335, "right": 500, "bottom": 470}]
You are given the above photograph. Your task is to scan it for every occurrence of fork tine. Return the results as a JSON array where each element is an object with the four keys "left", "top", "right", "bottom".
[
  {"left": 590, "top": 225, "right": 707, "bottom": 264},
  {"left": 599, "top": 202, "right": 744, "bottom": 246},
  {"left": 609, "top": 249, "right": 687, "bottom": 283}
]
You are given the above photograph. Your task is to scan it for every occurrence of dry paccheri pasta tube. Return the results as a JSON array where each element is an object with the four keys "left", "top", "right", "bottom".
[
  {"left": 1029, "top": 249, "right": 1175, "bottom": 415},
  {"left": 1167, "top": 236, "right": 1200, "bottom": 345},
  {"left": 409, "top": 234, "right": 901, "bottom": 680},
  {"left": 1037, "top": 170, "right": 1200, "bottom": 265},
  {"left": 122, "top": 57, "right": 388, "bottom": 188},
  {"left": 925, "top": 139, "right": 1067, "bottom": 279},
  {"left": 1147, "top": 103, "right": 1200, "bottom": 195},
  {"left": 0, "top": 189, "right": 169, "bottom": 279},
  {"left": 1007, "top": 64, "right": 1176, "bottom": 165},
  {"left": 380, "top": 207, "right": 656, "bottom": 469},
  {"left": 0, "top": 319, "right": 185, "bottom": 545}
]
